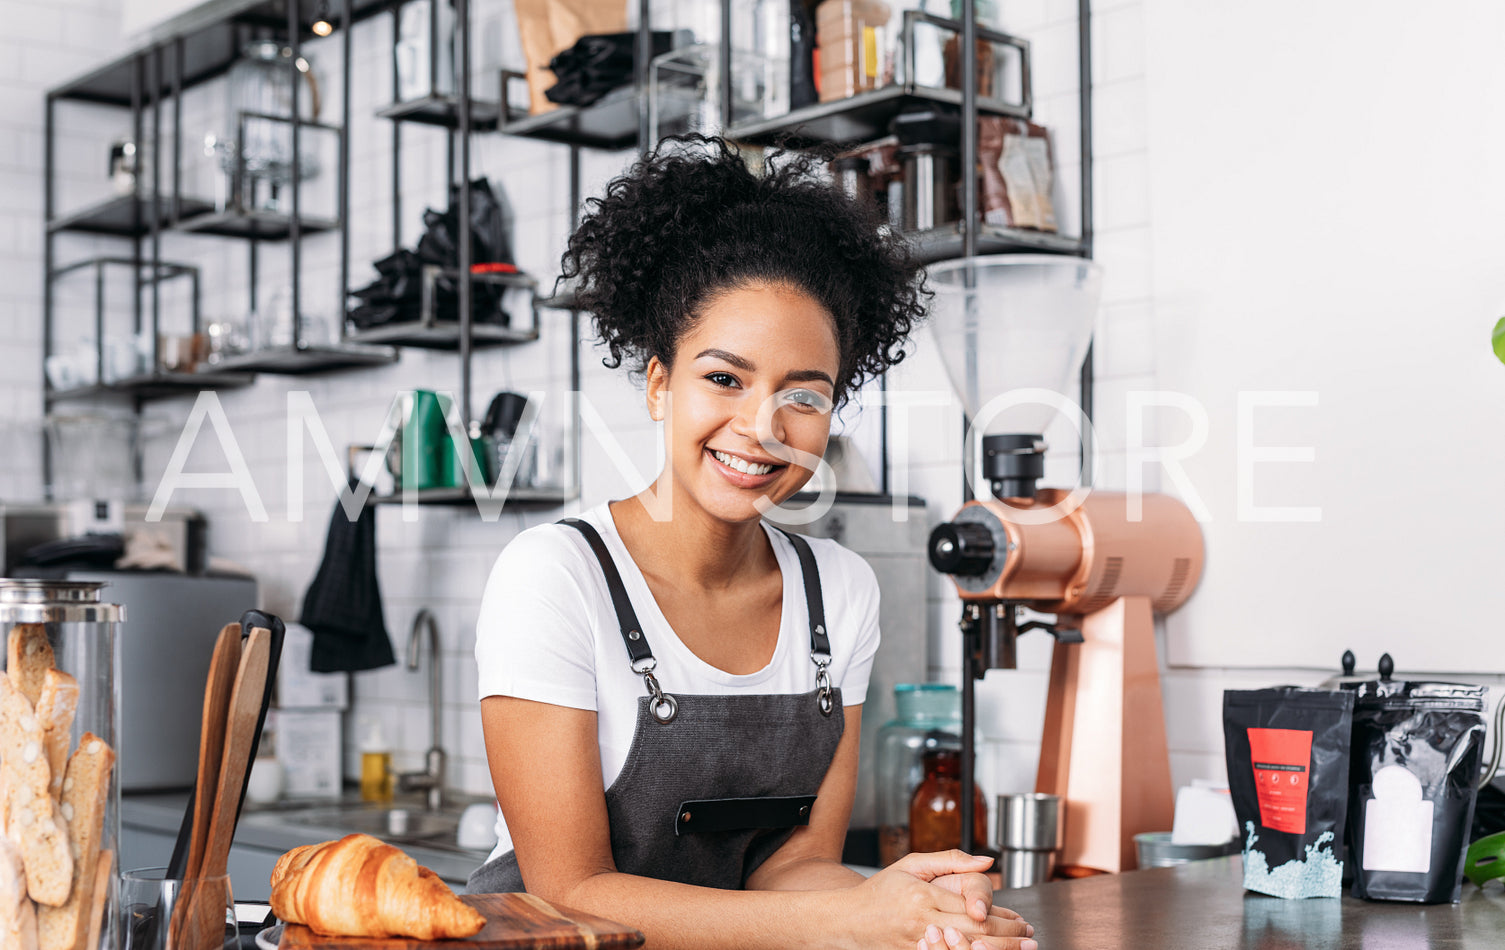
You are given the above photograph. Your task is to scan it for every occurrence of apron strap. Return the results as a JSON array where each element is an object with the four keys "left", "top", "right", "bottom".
[
  {"left": 769, "top": 527, "right": 836, "bottom": 717},
  {"left": 559, "top": 518, "right": 677, "bottom": 723}
]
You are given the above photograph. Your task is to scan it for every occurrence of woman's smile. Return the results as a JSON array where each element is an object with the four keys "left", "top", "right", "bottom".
[{"left": 705, "top": 446, "right": 787, "bottom": 487}]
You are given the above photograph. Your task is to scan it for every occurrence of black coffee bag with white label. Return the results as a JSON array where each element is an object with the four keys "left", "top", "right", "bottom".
[
  {"left": 1346, "top": 680, "right": 1486, "bottom": 903},
  {"left": 1224, "top": 688, "right": 1354, "bottom": 898}
]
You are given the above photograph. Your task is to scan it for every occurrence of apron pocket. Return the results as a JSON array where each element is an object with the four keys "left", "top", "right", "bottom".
[{"left": 675, "top": 795, "right": 817, "bottom": 836}]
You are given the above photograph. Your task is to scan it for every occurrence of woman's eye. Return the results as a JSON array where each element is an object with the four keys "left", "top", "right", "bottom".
[
  {"left": 706, "top": 372, "right": 740, "bottom": 388},
  {"left": 782, "top": 389, "right": 831, "bottom": 412}
]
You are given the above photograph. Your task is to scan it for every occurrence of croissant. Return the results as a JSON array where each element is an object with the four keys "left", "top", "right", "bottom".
[{"left": 269, "top": 835, "right": 485, "bottom": 940}]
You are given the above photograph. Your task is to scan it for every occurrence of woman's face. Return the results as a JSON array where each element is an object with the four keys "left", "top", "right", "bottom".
[{"left": 645, "top": 281, "right": 841, "bottom": 525}]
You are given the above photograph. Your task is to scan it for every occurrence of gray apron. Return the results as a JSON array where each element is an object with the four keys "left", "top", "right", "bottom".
[{"left": 468, "top": 518, "right": 846, "bottom": 893}]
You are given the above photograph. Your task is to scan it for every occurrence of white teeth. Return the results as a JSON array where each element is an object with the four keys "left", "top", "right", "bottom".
[{"left": 713, "top": 450, "right": 773, "bottom": 476}]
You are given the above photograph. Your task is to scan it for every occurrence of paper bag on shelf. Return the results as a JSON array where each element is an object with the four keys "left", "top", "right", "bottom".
[{"left": 514, "top": 0, "right": 628, "bottom": 115}]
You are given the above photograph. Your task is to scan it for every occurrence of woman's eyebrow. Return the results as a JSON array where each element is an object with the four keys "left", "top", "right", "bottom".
[
  {"left": 696, "top": 348, "right": 833, "bottom": 387},
  {"left": 695, "top": 348, "right": 755, "bottom": 370},
  {"left": 785, "top": 369, "right": 835, "bottom": 387}
]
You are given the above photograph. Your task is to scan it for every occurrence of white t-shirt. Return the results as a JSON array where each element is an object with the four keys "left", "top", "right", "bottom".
[{"left": 474, "top": 502, "right": 882, "bottom": 859}]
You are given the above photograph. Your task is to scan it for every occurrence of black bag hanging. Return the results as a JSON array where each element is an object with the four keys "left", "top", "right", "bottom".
[
  {"left": 1224, "top": 688, "right": 1355, "bottom": 898},
  {"left": 1346, "top": 680, "right": 1486, "bottom": 903}
]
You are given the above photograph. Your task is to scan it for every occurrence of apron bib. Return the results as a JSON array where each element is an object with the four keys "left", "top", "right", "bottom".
[{"left": 468, "top": 519, "right": 846, "bottom": 893}]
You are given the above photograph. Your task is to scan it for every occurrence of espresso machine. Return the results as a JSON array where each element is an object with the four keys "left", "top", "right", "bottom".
[{"left": 923, "top": 257, "right": 1205, "bottom": 873}]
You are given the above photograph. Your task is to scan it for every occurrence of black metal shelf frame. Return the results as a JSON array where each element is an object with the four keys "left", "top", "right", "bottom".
[
  {"left": 39, "top": 0, "right": 398, "bottom": 494},
  {"left": 362, "top": 0, "right": 581, "bottom": 509}
]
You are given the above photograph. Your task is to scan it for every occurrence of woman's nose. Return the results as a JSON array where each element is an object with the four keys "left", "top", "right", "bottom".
[{"left": 730, "top": 388, "right": 784, "bottom": 445}]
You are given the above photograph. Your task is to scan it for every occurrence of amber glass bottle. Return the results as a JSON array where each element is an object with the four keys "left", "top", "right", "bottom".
[{"left": 908, "top": 747, "right": 988, "bottom": 854}]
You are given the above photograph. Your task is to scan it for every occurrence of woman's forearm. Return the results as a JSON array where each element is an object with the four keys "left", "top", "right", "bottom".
[
  {"left": 747, "top": 856, "right": 866, "bottom": 891},
  {"left": 559, "top": 871, "right": 847, "bottom": 950}
]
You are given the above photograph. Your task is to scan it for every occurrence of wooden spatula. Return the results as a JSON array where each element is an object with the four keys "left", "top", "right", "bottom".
[
  {"left": 168, "top": 623, "right": 242, "bottom": 945},
  {"left": 184, "top": 626, "right": 272, "bottom": 949}
]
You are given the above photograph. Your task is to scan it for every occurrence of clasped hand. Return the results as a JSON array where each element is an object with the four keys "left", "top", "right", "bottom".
[{"left": 847, "top": 851, "right": 1036, "bottom": 950}]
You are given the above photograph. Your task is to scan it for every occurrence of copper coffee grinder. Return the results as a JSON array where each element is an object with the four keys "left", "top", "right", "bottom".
[{"left": 923, "top": 257, "right": 1205, "bottom": 874}]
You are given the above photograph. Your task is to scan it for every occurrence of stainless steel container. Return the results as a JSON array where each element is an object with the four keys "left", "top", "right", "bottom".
[
  {"left": 1133, "top": 831, "right": 1241, "bottom": 868},
  {"left": 0, "top": 578, "right": 122, "bottom": 950},
  {"left": 899, "top": 143, "right": 959, "bottom": 231},
  {"left": 997, "top": 792, "right": 1063, "bottom": 888}
]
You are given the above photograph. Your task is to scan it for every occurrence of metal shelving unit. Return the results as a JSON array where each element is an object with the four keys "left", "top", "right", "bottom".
[
  {"left": 367, "top": 485, "right": 573, "bottom": 508},
  {"left": 360, "top": 0, "right": 581, "bottom": 511},
  {"left": 39, "top": 1, "right": 407, "bottom": 492},
  {"left": 909, "top": 222, "right": 1086, "bottom": 264},
  {"left": 43, "top": 1, "right": 401, "bottom": 398},
  {"left": 376, "top": 96, "right": 503, "bottom": 131}
]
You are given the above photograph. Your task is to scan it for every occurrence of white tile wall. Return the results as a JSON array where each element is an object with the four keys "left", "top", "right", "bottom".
[{"left": 6, "top": 1, "right": 1500, "bottom": 829}]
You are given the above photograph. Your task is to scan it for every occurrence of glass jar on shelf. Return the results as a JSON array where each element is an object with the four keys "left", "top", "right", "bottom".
[
  {"left": 875, "top": 683, "right": 966, "bottom": 866},
  {"left": 205, "top": 40, "right": 325, "bottom": 215}
]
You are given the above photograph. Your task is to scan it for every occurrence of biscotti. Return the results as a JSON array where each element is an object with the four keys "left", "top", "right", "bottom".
[
  {"left": 5, "top": 627, "right": 54, "bottom": 709},
  {"left": 1, "top": 836, "right": 39, "bottom": 950},
  {"left": 36, "top": 736, "right": 113, "bottom": 950},
  {"left": 0, "top": 680, "right": 72, "bottom": 907},
  {"left": 0, "top": 678, "right": 51, "bottom": 825},
  {"left": 33, "top": 674, "right": 77, "bottom": 800}
]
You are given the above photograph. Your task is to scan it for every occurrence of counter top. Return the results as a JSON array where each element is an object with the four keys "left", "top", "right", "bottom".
[
  {"left": 122, "top": 791, "right": 492, "bottom": 887},
  {"left": 1000, "top": 857, "right": 1505, "bottom": 950}
]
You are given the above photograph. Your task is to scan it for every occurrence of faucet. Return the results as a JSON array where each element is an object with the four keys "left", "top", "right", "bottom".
[{"left": 397, "top": 608, "right": 446, "bottom": 811}]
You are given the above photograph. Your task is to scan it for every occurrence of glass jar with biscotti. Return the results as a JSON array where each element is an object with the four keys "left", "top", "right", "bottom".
[{"left": 1, "top": 578, "right": 121, "bottom": 950}]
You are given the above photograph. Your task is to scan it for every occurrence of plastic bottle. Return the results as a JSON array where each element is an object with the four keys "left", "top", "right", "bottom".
[{"left": 360, "top": 718, "right": 394, "bottom": 803}]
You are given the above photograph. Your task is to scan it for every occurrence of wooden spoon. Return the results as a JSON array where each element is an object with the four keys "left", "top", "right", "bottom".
[
  {"left": 168, "top": 623, "right": 242, "bottom": 945},
  {"left": 185, "top": 626, "right": 271, "bottom": 950}
]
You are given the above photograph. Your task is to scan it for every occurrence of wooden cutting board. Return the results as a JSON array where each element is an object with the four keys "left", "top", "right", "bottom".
[{"left": 277, "top": 893, "right": 644, "bottom": 950}]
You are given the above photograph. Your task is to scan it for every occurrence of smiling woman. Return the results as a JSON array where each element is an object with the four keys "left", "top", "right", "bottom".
[{"left": 468, "top": 137, "right": 1036, "bottom": 950}]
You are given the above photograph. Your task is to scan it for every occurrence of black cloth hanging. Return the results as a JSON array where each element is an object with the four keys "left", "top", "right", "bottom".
[{"left": 299, "top": 479, "right": 396, "bottom": 673}]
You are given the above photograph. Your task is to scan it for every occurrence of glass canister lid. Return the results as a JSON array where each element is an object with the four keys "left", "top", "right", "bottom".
[{"left": 0, "top": 578, "right": 124, "bottom": 624}]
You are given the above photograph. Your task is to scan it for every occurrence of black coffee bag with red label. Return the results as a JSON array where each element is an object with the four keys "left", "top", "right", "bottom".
[{"left": 1224, "top": 688, "right": 1355, "bottom": 898}]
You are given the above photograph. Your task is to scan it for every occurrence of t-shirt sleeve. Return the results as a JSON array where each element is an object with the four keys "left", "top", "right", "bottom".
[
  {"left": 475, "top": 525, "right": 599, "bottom": 711},
  {"left": 835, "top": 548, "right": 882, "bottom": 708}
]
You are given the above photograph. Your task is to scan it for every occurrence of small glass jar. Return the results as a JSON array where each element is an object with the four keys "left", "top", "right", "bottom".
[
  {"left": 909, "top": 745, "right": 988, "bottom": 855},
  {"left": 875, "top": 683, "right": 963, "bottom": 866},
  {"left": 1, "top": 579, "right": 122, "bottom": 950}
]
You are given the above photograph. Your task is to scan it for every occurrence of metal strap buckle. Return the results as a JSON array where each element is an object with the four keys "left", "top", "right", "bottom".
[
  {"left": 631, "top": 656, "right": 657, "bottom": 675},
  {"left": 811, "top": 652, "right": 834, "bottom": 717},
  {"left": 641, "top": 670, "right": 677, "bottom": 724}
]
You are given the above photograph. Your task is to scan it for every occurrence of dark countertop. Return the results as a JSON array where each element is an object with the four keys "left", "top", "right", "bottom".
[{"left": 997, "top": 858, "right": 1505, "bottom": 950}]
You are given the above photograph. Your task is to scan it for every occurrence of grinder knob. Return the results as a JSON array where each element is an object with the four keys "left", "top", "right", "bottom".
[{"left": 928, "top": 522, "right": 996, "bottom": 576}]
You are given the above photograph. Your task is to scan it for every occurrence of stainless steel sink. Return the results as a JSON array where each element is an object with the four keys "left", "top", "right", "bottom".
[{"left": 269, "top": 803, "right": 468, "bottom": 852}]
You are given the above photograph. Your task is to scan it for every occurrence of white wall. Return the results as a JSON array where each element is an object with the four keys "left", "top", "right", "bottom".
[
  {"left": 3, "top": 0, "right": 1500, "bottom": 820},
  {"left": 0, "top": 0, "right": 124, "bottom": 501}
]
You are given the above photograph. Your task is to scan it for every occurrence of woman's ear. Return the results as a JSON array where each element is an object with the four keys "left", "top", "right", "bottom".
[{"left": 644, "top": 356, "right": 669, "bottom": 422}]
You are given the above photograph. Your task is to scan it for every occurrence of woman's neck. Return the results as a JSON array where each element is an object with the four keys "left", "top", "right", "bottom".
[{"left": 612, "top": 484, "right": 772, "bottom": 591}]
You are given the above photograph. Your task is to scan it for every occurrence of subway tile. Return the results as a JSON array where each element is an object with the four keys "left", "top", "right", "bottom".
[
  {"left": 1093, "top": 78, "right": 1147, "bottom": 157},
  {"left": 1170, "top": 752, "right": 1227, "bottom": 793},
  {"left": 975, "top": 668, "right": 1051, "bottom": 743},
  {"left": 1092, "top": 227, "right": 1152, "bottom": 304},
  {"left": 1093, "top": 151, "right": 1149, "bottom": 231},
  {"left": 1094, "top": 300, "right": 1156, "bottom": 381},
  {"left": 1030, "top": 21, "right": 1084, "bottom": 100},
  {"left": 1090, "top": 2, "right": 1146, "bottom": 85},
  {"left": 986, "top": 739, "right": 1043, "bottom": 798},
  {"left": 451, "top": 757, "right": 498, "bottom": 798}
]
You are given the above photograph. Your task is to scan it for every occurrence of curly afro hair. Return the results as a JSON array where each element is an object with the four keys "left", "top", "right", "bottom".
[{"left": 560, "top": 135, "right": 927, "bottom": 406}]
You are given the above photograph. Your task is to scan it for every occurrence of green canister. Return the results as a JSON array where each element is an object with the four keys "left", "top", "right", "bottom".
[{"left": 400, "top": 390, "right": 446, "bottom": 490}]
